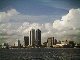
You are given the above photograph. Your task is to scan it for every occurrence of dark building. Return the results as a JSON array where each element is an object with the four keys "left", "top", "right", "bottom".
[
  {"left": 69, "top": 41, "right": 75, "bottom": 48},
  {"left": 53, "top": 39, "right": 57, "bottom": 45},
  {"left": 43, "top": 42, "right": 47, "bottom": 47},
  {"left": 52, "top": 37, "right": 54, "bottom": 45},
  {"left": 18, "top": 40, "right": 21, "bottom": 48},
  {"left": 30, "top": 31, "right": 31, "bottom": 46},
  {"left": 24, "top": 36, "right": 29, "bottom": 47},
  {"left": 30, "top": 29, "right": 35, "bottom": 46},
  {"left": 36, "top": 29, "right": 41, "bottom": 47}
]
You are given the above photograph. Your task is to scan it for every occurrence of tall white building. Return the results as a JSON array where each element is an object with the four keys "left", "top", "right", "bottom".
[{"left": 30, "top": 29, "right": 35, "bottom": 46}]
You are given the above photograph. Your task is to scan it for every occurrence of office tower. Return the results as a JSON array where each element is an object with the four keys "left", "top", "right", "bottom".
[
  {"left": 52, "top": 37, "right": 54, "bottom": 45},
  {"left": 24, "top": 36, "right": 29, "bottom": 47},
  {"left": 18, "top": 40, "right": 21, "bottom": 48},
  {"left": 30, "top": 30, "right": 31, "bottom": 45},
  {"left": 30, "top": 29, "right": 35, "bottom": 46},
  {"left": 47, "top": 37, "right": 53, "bottom": 47},
  {"left": 53, "top": 39, "right": 57, "bottom": 45},
  {"left": 36, "top": 29, "right": 41, "bottom": 47}
]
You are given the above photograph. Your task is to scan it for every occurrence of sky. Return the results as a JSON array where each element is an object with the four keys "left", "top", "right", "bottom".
[{"left": 0, "top": 0, "right": 80, "bottom": 45}]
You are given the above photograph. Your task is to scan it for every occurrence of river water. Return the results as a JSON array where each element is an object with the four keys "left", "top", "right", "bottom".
[{"left": 0, "top": 48, "right": 80, "bottom": 60}]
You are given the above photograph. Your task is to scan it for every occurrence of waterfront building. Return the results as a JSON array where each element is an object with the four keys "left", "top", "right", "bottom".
[
  {"left": 18, "top": 40, "right": 21, "bottom": 48},
  {"left": 57, "top": 40, "right": 61, "bottom": 44},
  {"left": 47, "top": 37, "right": 58, "bottom": 47},
  {"left": 61, "top": 40, "right": 69, "bottom": 45},
  {"left": 30, "top": 29, "right": 35, "bottom": 46},
  {"left": 36, "top": 29, "right": 41, "bottom": 47},
  {"left": 69, "top": 41, "right": 75, "bottom": 48},
  {"left": 43, "top": 42, "right": 47, "bottom": 47},
  {"left": 24, "top": 36, "right": 29, "bottom": 47},
  {"left": 53, "top": 39, "right": 57, "bottom": 45},
  {"left": 47, "top": 37, "right": 53, "bottom": 47},
  {"left": 1, "top": 43, "right": 9, "bottom": 48}
]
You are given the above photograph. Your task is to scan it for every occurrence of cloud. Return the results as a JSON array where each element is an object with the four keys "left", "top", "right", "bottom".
[
  {"left": 53, "top": 8, "right": 80, "bottom": 43},
  {"left": 0, "top": 8, "right": 80, "bottom": 45},
  {"left": 0, "top": 9, "right": 19, "bottom": 22},
  {"left": 53, "top": 8, "right": 80, "bottom": 30}
]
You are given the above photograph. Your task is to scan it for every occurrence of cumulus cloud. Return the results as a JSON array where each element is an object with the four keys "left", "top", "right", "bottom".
[
  {"left": 0, "top": 9, "right": 19, "bottom": 22},
  {"left": 0, "top": 8, "right": 80, "bottom": 45},
  {"left": 53, "top": 8, "right": 80, "bottom": 43},
  {"left": 53, "top": 8, "right": 80, "bottom": 30}
]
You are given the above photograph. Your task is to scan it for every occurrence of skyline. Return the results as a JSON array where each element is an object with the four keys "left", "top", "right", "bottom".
[
  {"left": 1, "top": 28, "right": 77, "bottom": 48},
  {"left": 0, "top": 0, "right": 80, "bottom": 45}
]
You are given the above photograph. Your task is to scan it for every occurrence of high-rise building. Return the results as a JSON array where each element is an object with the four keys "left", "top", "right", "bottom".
[
  {"left": 30, "top": 29, "right": 35, "bottom": 46},
  {"left": 18, "top": 40, "right": 21, "bottom": 48},
  {"left": 47, "top": 37, "right": 53, "bottom": 47},
  {"left": 36, "top": 29, "right": 41, "bottom": 47},
  {"left": 53, "top": 39, "right": 57, "bottom": 45},
  {"left": 52, "top": 37, "right": 54, "bottom": 45},
  {"left": 24, "top": 36, "right": 29, "bottom": 47}
]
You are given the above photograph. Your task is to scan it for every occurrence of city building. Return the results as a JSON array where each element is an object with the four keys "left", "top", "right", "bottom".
[
  {"left": 53, "top": 39, "right": 57, "bottom": 45},
  {"left": 43, "top": 42, "right": 47, "bottom": 47},
  {"left": 0, "top": 44, "right": 2, "bottom": 48},
  {"left": 14, "top": 40, "right": 21, "bottom": 48},
  {"left": 1, "top": 43, "right": 9, "bottom": 49},
  {"left": 57, "top": 40, "right": 61, "bottom": 44},
  {"left": 18, "top": 40, "right": 21, "bottom": 48},
  {"left": 36, "top": 29, "right": 41, "bottom": 47},
  {"left": 61, "top": 40, "right": 69, "bottom": 45},
  {"left": 69, "top": 41, "right": 75, "bottom": 48},
  {"left": 47, "top": 37, "right": 53, "bottom": 47},
  {"left": 30, "top": 29, "right": 35, "bottom": 46},
  {"left": 75, "top": 44, "right": 80, "bottom": 48},
  {"left": 24, "top": 36, "right": 29, "bottom": 47},
  {"left": 47, "top": 37, "right": 58, "bottom": 47}
]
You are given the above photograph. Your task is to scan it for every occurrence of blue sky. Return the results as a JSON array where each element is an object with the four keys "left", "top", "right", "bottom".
[
  {"left": 0, "top": 0, "right": 80, "bottom": 23},
  {"left": 0, "top": 0, "right": 79, "bottom": 14}
]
